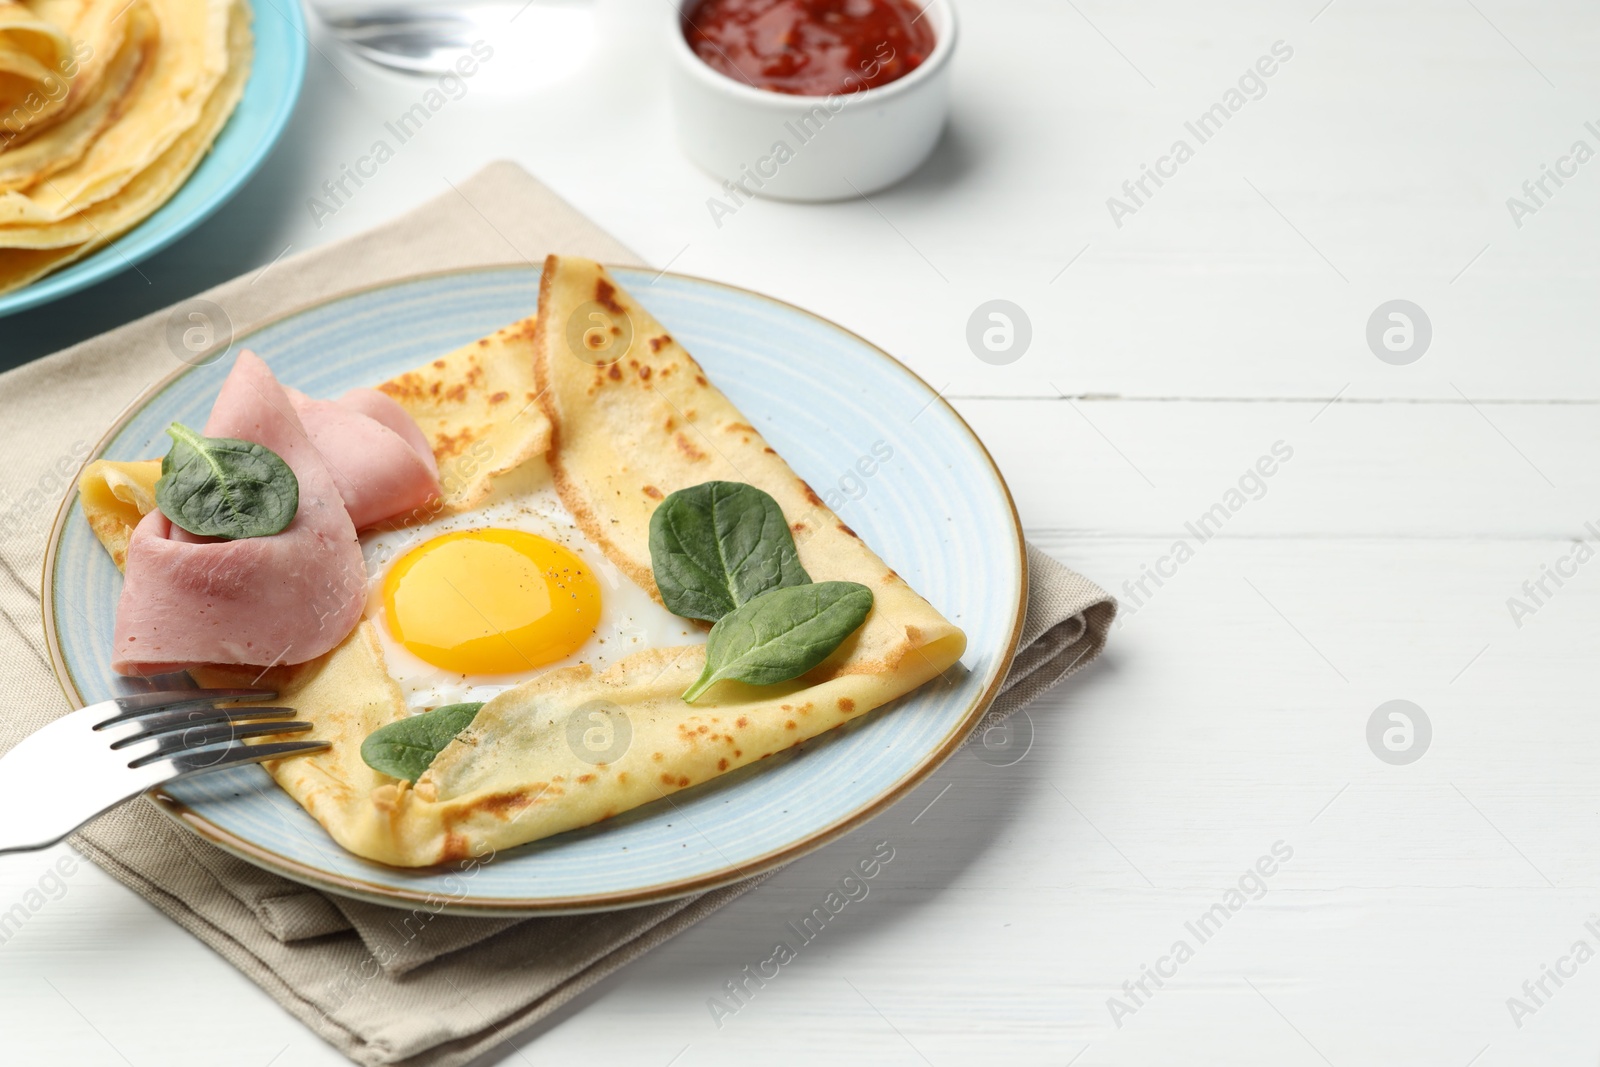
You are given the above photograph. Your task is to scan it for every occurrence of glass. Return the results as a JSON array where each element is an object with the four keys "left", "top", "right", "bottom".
[{"left": 306, "top": 0, "right": 596, "bottom": 80}]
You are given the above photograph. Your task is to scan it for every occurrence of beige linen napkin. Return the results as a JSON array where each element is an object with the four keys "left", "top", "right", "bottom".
[{"left": 0, "top": 162, "right": 1115, "bottom": 1066}]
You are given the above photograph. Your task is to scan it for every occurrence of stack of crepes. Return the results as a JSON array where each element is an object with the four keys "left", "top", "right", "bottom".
[{"left": 0, "top": 0, "right": 251, "bottom": 295}]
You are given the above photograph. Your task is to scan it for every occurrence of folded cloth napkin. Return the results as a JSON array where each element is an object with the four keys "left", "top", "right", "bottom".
[{"left": 0, "top": 162, "right": 1115, "bottom": 1067}]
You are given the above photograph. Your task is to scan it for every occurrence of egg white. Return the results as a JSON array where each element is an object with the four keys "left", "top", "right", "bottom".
[{"left": 360, "top": 458, "right": 704, "bottom": 711}]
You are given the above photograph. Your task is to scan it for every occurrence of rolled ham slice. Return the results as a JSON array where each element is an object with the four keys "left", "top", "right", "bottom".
[
  {"left": 333, "top": 388, "right": 440, "bottom": 479},
  {"left": 111, "top": 353, "right": 367, "bottom": 675},
  {"left": 287, "top": 387, "right": 441, "bottom": 530}
]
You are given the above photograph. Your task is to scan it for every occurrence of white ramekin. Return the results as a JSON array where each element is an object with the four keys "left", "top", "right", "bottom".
[{"left": 668, "top": 0, "right": 957, "bottom": 202}]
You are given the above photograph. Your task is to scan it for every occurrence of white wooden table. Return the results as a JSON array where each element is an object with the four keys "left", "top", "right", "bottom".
[{"left": 6, "top": 0, "right": 1600, "bottom": 1062}]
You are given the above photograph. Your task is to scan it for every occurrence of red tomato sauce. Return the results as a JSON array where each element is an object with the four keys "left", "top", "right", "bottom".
[{"left": 684, "top": 0, "right": 936, "bottom": 97}]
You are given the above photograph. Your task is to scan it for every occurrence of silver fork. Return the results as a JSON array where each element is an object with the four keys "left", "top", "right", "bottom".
[{"left": 0, "top": 688, "right": 325, "bottom": 854}]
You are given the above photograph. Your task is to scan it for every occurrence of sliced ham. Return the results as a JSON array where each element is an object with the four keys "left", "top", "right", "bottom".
[
  {"left": 111, "top": 352, "right": 367, "bottom": 675},
  {"left": 287, "top": 386, "right": 441, "bottom": 530},
  {"left": 334, "top": 388, "right": 440, "bottom": 479}
]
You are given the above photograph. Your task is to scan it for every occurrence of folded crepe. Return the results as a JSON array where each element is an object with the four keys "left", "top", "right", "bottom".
[
  {"left": 78, "top": 256, "right": 966, "bottom": 867},
  {"left": 372, "top": 316, "right": 550, "bottom": 512}
]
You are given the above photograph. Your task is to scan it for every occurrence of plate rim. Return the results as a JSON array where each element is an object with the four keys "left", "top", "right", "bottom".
[
  {"left": 41, "top": 264, "right": 1029, "bottom": 915},
  {"left": 0, "top": 0, "right": 310, "bottom": 318}
]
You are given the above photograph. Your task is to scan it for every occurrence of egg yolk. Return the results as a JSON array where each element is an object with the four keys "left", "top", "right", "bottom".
[{"left": 382, "top": 529, "right": 602, "bottom": 675}]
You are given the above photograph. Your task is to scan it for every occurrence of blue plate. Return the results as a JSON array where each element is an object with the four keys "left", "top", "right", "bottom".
[
  {"left": 0, "top": 0, "right": 307, "bottom": 318},
  {"left": 44, "top": 267, "right": 1026, "bottom": 914}
]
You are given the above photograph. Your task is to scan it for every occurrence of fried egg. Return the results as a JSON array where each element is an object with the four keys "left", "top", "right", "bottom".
[{"left": 361, "top": 458, "right": 704, "bottom": 710}]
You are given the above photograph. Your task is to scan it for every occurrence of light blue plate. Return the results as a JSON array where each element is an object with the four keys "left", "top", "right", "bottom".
[
  {"left": 0, "top": 0, "right": 307, "bottom": 318},
  {"left": 44, "top": 267, "right": 1026, "bottom": 914}
]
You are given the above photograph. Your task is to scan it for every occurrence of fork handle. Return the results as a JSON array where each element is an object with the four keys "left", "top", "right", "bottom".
[{"left": 0, "top": 728, "right": 167, "bottom": 854}]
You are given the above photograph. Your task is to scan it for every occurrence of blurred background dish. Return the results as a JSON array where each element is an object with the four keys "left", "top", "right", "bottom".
[
  {"left": 0, "top": 0, "right": 78, "bottom": 137},
  {"left": 669, "top": 0, "right": 956, "bottom": 201},
  {"left": 0, "top": 0, "right": 304, "bottom": 318},
  {"left": 303, "top": 0, "right": 595, "bottom": 83}
]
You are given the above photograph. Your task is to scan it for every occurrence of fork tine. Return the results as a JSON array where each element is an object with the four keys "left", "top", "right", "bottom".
[
  {"left": 161, "top": 739, "right": 330, "bottom": 776},
  {"left": 97, "top": 688, "right": 278, "bottom": 727},
  {"left": 106, "top": 706, "right": 297, "bottom": 747},
  {"left": 124, "top": 720, "right": 315, "bottom": 767}
]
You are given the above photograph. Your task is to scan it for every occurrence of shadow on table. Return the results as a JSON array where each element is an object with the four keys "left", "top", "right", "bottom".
[{"left": 890, "top": 118, "right": 983, "bottom": 200}]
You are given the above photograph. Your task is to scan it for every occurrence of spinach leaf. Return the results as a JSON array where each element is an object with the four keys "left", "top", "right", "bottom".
[
  {"left": 682, "top": 581, "right": 873, "bottom": 703},
  {"left": 360, "top": 702, "right": 484, "bottom": 783},
  {"left": 155, "top": 422, "right": 299, "bottom": 539},
  {"left": 649, "top": 481, "right": 810, "bottom": 622}
]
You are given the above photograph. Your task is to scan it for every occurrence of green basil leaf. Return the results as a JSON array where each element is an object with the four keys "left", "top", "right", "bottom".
[
  {"left": 155, "top": 422, "right": 299, "bottom": 540},
  {"left": 682, "top": 581, "right": 873, "bottom": 703},
  {"left": 649, "top": 481, "right": 810, "bottom": 622},
  {"left": 360, "top": 702, "right": 484, "bottom": 783}
]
